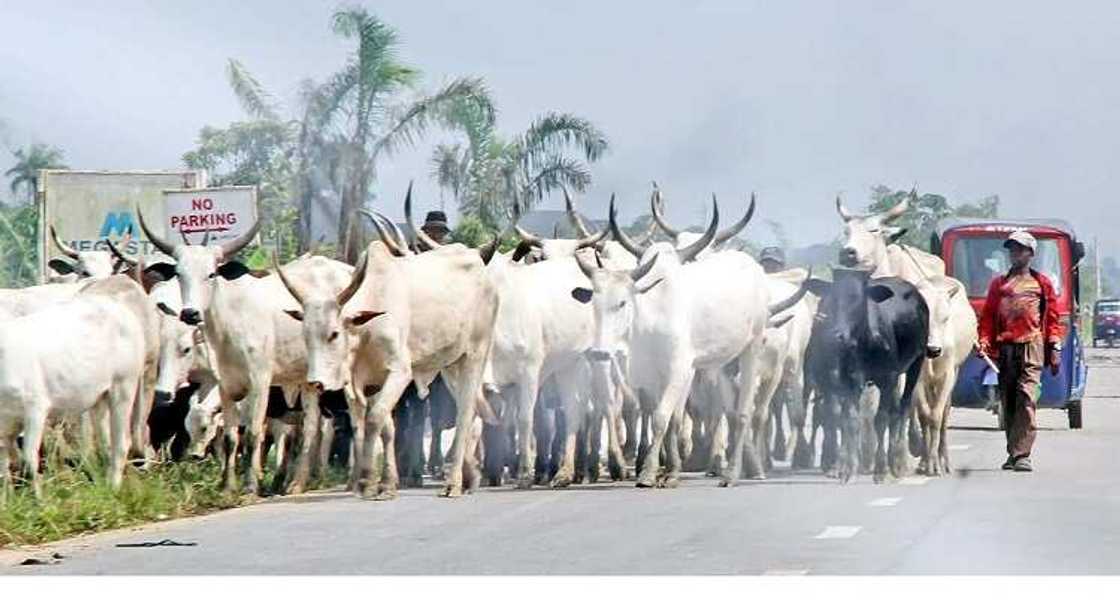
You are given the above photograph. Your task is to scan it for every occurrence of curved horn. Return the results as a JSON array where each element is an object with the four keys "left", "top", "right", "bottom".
[
  {"left": 479, "top": 234, "right": 500, "bottom": 265},
  {"left": 634, "top": 218, "right": 659, "bottom": 246},
  {"left": 511, "top": 199, "right": 544, "bottom": 248},
  {"left": 712, "top": 192, "right": 756, "bottom": 248},
  {"left": 272, "top": 250, "right": 306, "bottom": 307},
  {"left": 337, "top": 251, "right": 368, "bottom": 307},
  {"left": 218, "top": 215, "right": 261, "bottom": 260},
  {"left": 575, "top": 225, "right": 609, "bottom": 250},
  {"left": 836, "top": 195, "right": 855, "bottom": 222},
  {"left": 563, "top": 186, "right": 593, "bottom": 238},
  {"left": 49, "top": 225, "right": 80, "bottom": 259},
  {"left": 630, "top": 251, "right": 659, "bottom": 282},
  {"left": 676, "top": 198, "right": 720, "bottom": 263},
  {"left": 360, "top": 209, "right": 406, "bottom": 257},
  {"left": 881, "top": 192, "right": 911, "bottom": 223},
  {"left": 609, "top": 195, "right": 648, "bottom": 259},
  {"left": 768, "top": 269, "right": 813, "bottom": 317},
  {"left": 404, "top": 181, "right": 441, "bottom": 251},
  {"left": 105, "top": 238, "right": 138, "bottom": 267},
  {"left": 373, "top": 211, "right": 414, "bottom": 255},
  {"left": 649, "top": 186, "right": 680, "bottom": 237},
  {"left": 575, "top": 249, "right": 598, "bottom": 279},
  {"left": 137, "top": 206, "right": 179, "bottom": 257}
]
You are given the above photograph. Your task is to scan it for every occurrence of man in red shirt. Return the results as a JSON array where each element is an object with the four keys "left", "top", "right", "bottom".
[{"left": 978, "top": 230, "right": 1063, "bottom": 472}]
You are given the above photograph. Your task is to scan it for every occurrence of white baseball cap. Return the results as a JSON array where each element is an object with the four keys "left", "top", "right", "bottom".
[{"left": 1003, "top": 229, "right": 1037, "bottom": 252}]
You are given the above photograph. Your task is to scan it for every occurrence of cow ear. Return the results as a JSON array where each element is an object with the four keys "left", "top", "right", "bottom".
[
  {"left": 806, "top": 278, "right": 831, "bottom": 297},
  {"left": 943, "top": 280, "right": 963, "bottom": 299},
  {"left": 156, "top": 302, "right": 178, "bottom": 317},
  {"left": 284, "top": 309, "right": 304, "bottom": 322},
  {"left": 571, "top": 287, "right": 593, "bottom": 304},
  {"left": 885, "top": 227, "right": 909, "bottom": 245},
  {"left": 215, "top": 261, "right": 251, "bottom": 280},
  {"left": 145, "top": 262, "right": 178, "bottom": 282},
  {"left": 346, "top": 310, "right": 385, "bottom": 327},
  {"left": 868, "top": 284, "right": 895, "bottom": 303},
  {"left": 48, "top": 259, "right": 76, "bottom": 275}
]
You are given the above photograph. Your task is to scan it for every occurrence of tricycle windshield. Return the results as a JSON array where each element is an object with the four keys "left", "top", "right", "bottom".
[
  {"left": 1096, "top": 301, "right": 1120, "bottom": 314},
  {"left": 951, "top": 236, "right": 1064, "bottom": 298}
]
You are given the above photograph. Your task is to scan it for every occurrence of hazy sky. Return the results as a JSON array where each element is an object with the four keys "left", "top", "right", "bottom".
[{"left": 2, "top": 1, "right": 1118, "bottom": 254}]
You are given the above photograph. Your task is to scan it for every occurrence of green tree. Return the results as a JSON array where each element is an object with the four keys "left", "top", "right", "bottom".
[
  {"left": 432, "top": 109, "right": 608, "bottom": 228},
  {"left": 199, "top": 7, "right": 494, "bottom": 261},
  {"left": 0, "top": 202, "right": 39, "bottom": 287},
  {"left": 866, "top": 186, "right": 999, "bottom": 248},
  {"left": 4, "top": 143, "right": 68, "bottom": 203}
]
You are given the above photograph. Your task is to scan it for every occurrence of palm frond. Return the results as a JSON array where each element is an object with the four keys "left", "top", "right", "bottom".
[
  {"left": 226, "top": 59, "right": 280, "bottom": 121},
  {"left": 523, "top": 155, "right": 593, "bottom": 204},
  {"left": 371, "top": 77, "right": 495, "bottom": 159},
  {"left": 520, "top": 112, "right": 609, "bottom": 164}
]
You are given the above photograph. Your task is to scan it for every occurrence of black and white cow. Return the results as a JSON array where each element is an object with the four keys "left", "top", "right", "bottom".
[{"left": 804, "top": 268, "right": 930, "bottom": 483}]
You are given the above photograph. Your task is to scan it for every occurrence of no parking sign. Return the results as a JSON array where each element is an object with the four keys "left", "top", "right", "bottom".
[{"left": 161, "top": 186, "right": 259, "bottom": 246}]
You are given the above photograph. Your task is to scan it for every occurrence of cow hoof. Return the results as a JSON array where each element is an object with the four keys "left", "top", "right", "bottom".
[
  {"left": 658, "top": 476, "right": 680, "bottom": 489},
  {"left": 717, "top": 477, "right": 736, "bottom": 488},
  {"left": 824, "top": 468, "right": 840, "bottom": 479},
  {"left": 441, "top": 484, "right": 464, "bottom": 498},
  {"left": 872, "top": 472, "right": 888, "bottom": 484},
  {"left": 635, "top": 477, "right": 656, "bottom": 488},
  {"left": 285, "top": 483, "right": 306, "bottom": 496},
  {"left": 515, "top": 478, "right": 533, "bottom": 490},
  {"left": 550, "top": 475, "right": 573, "bottom": 489},
  {"left": 373, "top": 488, "right": 398, "bottom": 502}
]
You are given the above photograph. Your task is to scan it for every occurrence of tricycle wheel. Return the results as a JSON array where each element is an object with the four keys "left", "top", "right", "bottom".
[{"left": 1068, "top": 401, "right": 1083, "bottom": 430}]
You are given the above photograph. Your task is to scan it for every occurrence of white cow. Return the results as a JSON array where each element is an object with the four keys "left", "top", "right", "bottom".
[
  {"left": 282, "top": 194, "right": 498, "bottom": 499},
  {"left": 574, "top": 200, "right": 806, "bottom": 487},
  {"left": 0, "top": 276, "right": 148, "bottom": 497},
  {"left": 138, "top": 212, "right": 348, "bottom": 496},
  {"left": 46, "top": 225, "right": 129, "bottom": 281}
]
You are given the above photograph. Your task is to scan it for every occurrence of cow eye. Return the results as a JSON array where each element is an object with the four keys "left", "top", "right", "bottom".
[
  {"left": 207, "top": 272, "right": 218, "bottom": 279},
  {"left": 617, "top": 300, "right": 627, "bottom": 309},
  {"left": 328, "top": 331, "right": 340, "bottom": 342},
  {"left": 180, "top": 346, "right": 191, "bottom": 355}
]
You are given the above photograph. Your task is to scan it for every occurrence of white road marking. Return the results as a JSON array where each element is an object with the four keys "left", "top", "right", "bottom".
[
  {"left": 899, "top": 476, "right": 930, "bottom": 486},
  {"left": 948, "top": 444, "right": 971, "bottom": 451},
  {"left": 814, "top": 526, "right": 862, "bottom": 539},
  {"left": 869, "top": 497, "right": 902, "bottom": 507},
  {"left": 763, "top": 569, "right": 810, "bottom": 576}
]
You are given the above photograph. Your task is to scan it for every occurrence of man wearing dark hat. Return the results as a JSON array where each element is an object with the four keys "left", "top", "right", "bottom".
[
  {"left": 421, "top": 210, "right": 452, "bottom": 245},
  {"left": 978, "top": 230, "right": 1063, "bottom": 473},
  {"left": 759, "top": 246, "right": 787, "bottom": 274}
]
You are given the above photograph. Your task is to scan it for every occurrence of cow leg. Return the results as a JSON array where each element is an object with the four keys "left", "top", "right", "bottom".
[
  {"left": 360, "top": 371, "right": 409, "bottom": 500},
  {"left": 238, "top": 382, "right": 272, "bottom": 497},
  {"left": 871, "top": 400, "right": 890, "bottom": 483},
  {"left": 937, "top": 388, "right": 953, "bottom": 474},
  {"left": 512, "top": 374, "right": 540, "bottom": 489},
  {"left": 441, "top": 360, "right": 485, "bottom": 498},
  {"left": 723, "top": 346, "right": 763, "bottom": 487},
  {"left": 218, "top": 388, "right": 241, "bottom": 493},
  {"left": 659, "top": 406, "right": 684, "bottom": 488},
  {"left": 533, "top": 403, "right": 554, "bottom": 485},
  {"left": 641, "top": 368, "right": 693, "bottom": 488},
  {"left": 599, "top": 360, "right": 629, "bottom": 481},
  {"left": 20, "top": 404, "right": 49, "bottom": 499},
  {"left": 283, "top": 387, "right": 320, "bottom": 495},
  {"left": 622, "top": 401, "right": 639, "bottom": 466},
  {"left": 129, "top": 364, "right": 157, "bottom": 463},
  {"left": 839, "top": 398, "right": 862, "bottom": 483},
  {"left": 787, "top": 376, "right": 812, "bottom": 470},
  {"left": 913, "top": 380, "right": 934, "bottom": 475},
  {"left": 551, "top": 374, "right": 584, "bottom": 489},
  {"left": 107, "top": 380, "right": 138, "bottom": 490},
  {"left": 345, "top": 383, "right": 365, "bottom": 492},
  {"left": 587, "top": 409, "right": 604, "bottom": 483},
  {"left": 889, "top": 363, "right": 923, "bottom": 479},
  {"left": 749, "top": 370, "right": 781, "bottom": 479},
  {"left": 0, "top": 431, "right": 11, "bottom": 502},
  {"left": 858, "top": 387, "right": 879, "bottom": 474}
]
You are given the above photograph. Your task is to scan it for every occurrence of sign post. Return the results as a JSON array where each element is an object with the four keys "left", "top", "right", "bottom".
[{"left": 161, "top": 186, "right": 259, "bottom": 247}]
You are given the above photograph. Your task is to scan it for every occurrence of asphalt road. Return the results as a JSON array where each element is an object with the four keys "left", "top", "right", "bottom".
[{"left": 5, "top": 349, "right": 1120, "bottom": 575}]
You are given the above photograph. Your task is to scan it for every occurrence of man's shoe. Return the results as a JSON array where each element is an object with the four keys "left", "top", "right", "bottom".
[
  {"left": 1001, "top": 456, "right": 1016, "bottom": 470},
  {"left": 1013, "top": 457, "right": 1033, "bottom": 472}
]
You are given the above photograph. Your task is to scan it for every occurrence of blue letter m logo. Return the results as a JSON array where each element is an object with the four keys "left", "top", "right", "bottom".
[{"left": 99, "top": 212, "right": 136, "bottom": 238}]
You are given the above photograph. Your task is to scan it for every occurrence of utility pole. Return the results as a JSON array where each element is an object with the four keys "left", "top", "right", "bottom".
[{"left": 1096, "top": 236, "right": 1102, "bottom": 298}]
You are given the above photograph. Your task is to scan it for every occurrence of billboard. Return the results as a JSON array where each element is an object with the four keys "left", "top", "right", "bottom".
[
  {"left": 38, "top": 170, "right": 206, "bottom": 282},
  {"left": 162, "top": 186, "right": 259, "bottom": 246}
]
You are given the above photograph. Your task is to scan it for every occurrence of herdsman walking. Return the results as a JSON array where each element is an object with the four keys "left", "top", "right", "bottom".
[{"left": 977, "top": 230, "right": 1063, "bottom": 472}]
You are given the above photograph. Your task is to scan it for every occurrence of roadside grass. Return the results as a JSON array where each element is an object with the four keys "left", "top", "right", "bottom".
[{"left": 0, "top": 435, "right": 351, "bottom": 548}]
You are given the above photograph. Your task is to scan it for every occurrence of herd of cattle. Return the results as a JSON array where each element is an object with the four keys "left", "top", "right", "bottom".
[{"left": 0, "top": 185, "right": 978, "bottom": 502}]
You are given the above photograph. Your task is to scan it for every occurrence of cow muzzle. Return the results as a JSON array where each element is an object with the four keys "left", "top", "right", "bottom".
[
  {"left": 926, "top": 345, "right": 943, "bottom": 359},
  {"left": 180, "top": 308, "right": 202, "bottom": 326},
  {"left": 308, "top": 381, "right": 326, "bottom": 395},
  {"left": 839, "top": 247, "right": 859, "bottom": 267},
  {"left": 585, "top": 349, "right": 612, "bottom": 363}
]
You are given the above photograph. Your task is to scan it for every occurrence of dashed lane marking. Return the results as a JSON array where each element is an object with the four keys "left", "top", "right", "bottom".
[
  {"left": 763, "top": 569, "right": 810, "bottom": 576},
  {"left": 814, "top": 526, "right": 862, "bottom": 539},
  {"left": 869, "top": 497, "right": 902, "bottom": 507},
  {"left": 948, "top": 444, "right": 971, "bottom": 451},
  {"left": 899, "top": 476, "right": 930, "bottom": 486}
]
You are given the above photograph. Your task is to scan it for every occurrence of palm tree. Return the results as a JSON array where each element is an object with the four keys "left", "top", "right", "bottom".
[
  {"left": 431, "top": 110, "right": 608, "bottom": 228},
  {"left": 222, "top": 7, "right": 494, "bottom": 259},
  {"left": 5, "top": 143, "right": 68, "bottom": 203}
]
